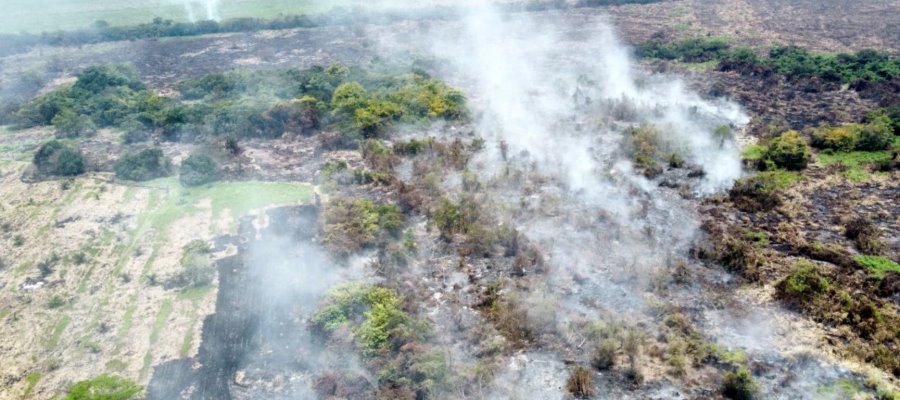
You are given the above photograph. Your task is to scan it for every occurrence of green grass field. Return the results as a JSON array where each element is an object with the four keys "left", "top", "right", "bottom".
[{"left": 0, "top": 0, "right": 402, "bottom": 34}]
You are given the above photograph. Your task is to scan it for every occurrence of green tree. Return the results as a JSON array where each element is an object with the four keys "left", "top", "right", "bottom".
[
  {"left": 179, "top": 154, "right": 217, "bottom": 187},
  {"left": 33, "top": 140, "right": 86, "bottom": 177},
  {"left": 114, "top": 148, "right": 170, "bottom": 181},
  {"left": 765, "top": 130, "right": 810, "bottom": 170}
]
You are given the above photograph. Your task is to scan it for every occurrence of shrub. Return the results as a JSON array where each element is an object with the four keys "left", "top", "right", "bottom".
[
  {"left": 171, "top": 240, "right": 215, "bottom": 288},
  {"left": 765, "top": 130, "right": 809, "bottom": 170},
  {"left": 73, "top": 65, "right": 145, "bottom": 95},
  {"left": 33, "top": 140, "right": 86, "bottom": 177},
  {"left": 321, "top": 198, "right": 403, "bottom": 255},
  {"left": 48, "top": 296, "right": 65, "bottom": 309},
  {"left": 722, "top": 368, "right": 758, "bottom": 400},
  {"left": 729, "top": 171, "right": 798, "bottom": 212},
  {"left": 566, "top": 366, "right": 594, "bottom": 398},
  {"left": 52, "top": 110, "right": 97, "bottom": 137},
  {"left": 779, "top": 261, "right": 831, "bottom": 298},
  {"left": 856, "top": 117, "right": 894, "bottom": 151},
  {"left": 114, "top": 148, "right": 170, "bottom": 181},
  {"left": 66, "top": 375, "right": 142, "bottom": 400},
  {"left": 811, "top": 125, "right": 860, "bottom": 152},
  {"left": 311, "top": 283, "right": 422, "bottom": 355},
  {"left": 844, "top": 216, "right": 885, "bottom": 255},
  {"left": 332, "top": 82, "right": 369, "bottom": 116},
  {"left": 592, "top": 338, "right": 617, "bottom": 370},
  {"left": 628, "top": 124, "right": 663, "bottom": 177},
  {"left": 179, "top": 154, "right": 217, "bottom": 187}
]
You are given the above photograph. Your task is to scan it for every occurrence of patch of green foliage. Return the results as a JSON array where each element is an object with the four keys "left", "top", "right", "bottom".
[
  {"left": 23, "top": 372, "right": 41, "bottom": 396},
  {"left": 729, "top": 170, "right": 799, "bottom": 212},
  {"left": 172, "top": 240, "right": 215, "bottom": 288},
  {"left": 764, "top": 130, "right": 810, "bottom": 170},
  {"left": 637, "top": 38, "right": 900, "bottom": 84},
  {"left": 742, "top": 230, "right": 770, "bottom": 248},
  {"left": 817, "top": 148, "right": 894, "bottom": 182},
  {"left": 722, "top": 368, "right": 759, "bottom": 400},
  {"left": 311, "top": 283, "right": 425, "bottom": 355},
  {"left": 17, "top": 65, "right": 161, "bottom": 132},
  {"left": 627, "top": 124, "right": 665, "bottom": 177},
  {"left": 33, "top": 140, "right": 86, "bottom": 177},
  {"left": 179, "top": 154, "right": 217, "bottom": 187},
  {"left": 65, "top": 375, "right": 141, "bottom": 400},
  {"left": 321, "top": 197, "right": 403, "bottom": 255},
  {"left": 14, "top": 64, "right": 466, "bottom": 146},
  {"left": 854, "top": 256, "right": 900, "bottom": 278},
  {"left": 636, "top": 36, "right": 731, "bottom": 63},
  {"left": 781, "top": 261, "right": 831, "bottom": 297},
  {"left": 114, "top": 148, "right": 170, "bottom": 181}
]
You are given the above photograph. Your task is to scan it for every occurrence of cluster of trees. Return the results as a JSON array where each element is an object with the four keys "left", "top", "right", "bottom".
[
  {"left": 637, "top": 37, "right": 900, "bottom": 84},
  {"left": 15, "top": 65, "right": 163, "bottom": 138},
  {"left": 16, "top": 64, "right": 467, "bottom": 145}
]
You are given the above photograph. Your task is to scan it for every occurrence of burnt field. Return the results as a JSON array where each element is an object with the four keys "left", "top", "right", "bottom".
[{"left": 0, "top": 1, "right": 898, "bottom": 399}]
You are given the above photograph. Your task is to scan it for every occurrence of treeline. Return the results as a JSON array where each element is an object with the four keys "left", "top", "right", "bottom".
[
  {"left": 637, "top": 37, "right": 900, "bottom": 84},
  {"left": 14, "top": 63, "right": 465, "bottom": 142},
  {"left": 0, "top": 0, "right": 668, "bottom": 57}
]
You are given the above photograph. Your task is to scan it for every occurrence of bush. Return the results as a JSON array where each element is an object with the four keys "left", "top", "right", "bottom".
[
  {"left": 171, "top": 240, "right": 215, "bottom": 288},
  {"left": 811, "top": 125, "right": 860, "bottom": 152},
  {"left": 627, "top": 124, "right": 663, "bottom": 177},
  {"left": 66, "top": 375, "right": 142, "bottom": 400},
  {"left": 311, "top": 283, "right": 422, "bottom": 355},
  {"left": 856, "top": 117, "right": 894, "bottom": 151},
  {"left": 765, "top": 130, "right": 809, "bottom": 170},
  {"left": 592, "top": 339, "right": 617, "bottom": 370},
  {"left": 722, "top": 368, "right": 758, "bottom": 400},
  {"left": 779, "top": 261, "right": 831, "bottom": 298},
  {"left": 321, "top": 198, "right": 403, "bottom": 255},
  {"left": 566, "top": 366, "right": 594, "bottom": 398},
  {"left": 33, "top": 140, "right": 86, "bottom": 177},
  {"left": 52, "top": 110, "right": 97, "bottom": 137},
  {"left": 729, "top": 171, "right": 798, "bottom": 212},
  {"left": 114, "top": 148, "right": 170, "bottom": 181},
  {"left": 844, "top": 216, "right": 885, "bottom": 255},
  {"left": 179, "top": 154, "right": 217, "bottom": 187}
]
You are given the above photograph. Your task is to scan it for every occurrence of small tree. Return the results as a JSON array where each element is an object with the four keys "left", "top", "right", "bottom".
[
  {"left": 714, "top": 125, "right": 732, "bottom": 148},
  {"left": 33, "top": 140, "right": 86, "bottom": 177},
  {"left": 764, "top": 130, "right": 809, "bottom": 170},
  {"left": 179, "top": 154, "right": 217, "bottom": 187},
  {"left": 115, "top": 148, "right": 170, "bottom": 181},
  {"left": 856, "top": 117, "right": 894, "bottom": 151}
]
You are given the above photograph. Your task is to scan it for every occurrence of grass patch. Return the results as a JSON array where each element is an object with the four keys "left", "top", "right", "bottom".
[
  {"left": 143, "top": 177, "right": 313, "bottom": 231},
  {"left": 683, "top": 60, "right": 719, "bottom": 72},
  {"left": 816, "top": 378, "right": 862, "bottom": 398},
  {"left": 23, "top": 372, "right": 40, "bottom": 397},
  {"left": 756, "top": 170, "right": 800, "bottom": 190},
  {"left": 48, "top": 315, "right": 71, "bottom": 349},
  {"left": 149, "top": 299, "right": 173, "bottom": 345},
  {"left": 855, "top": 256, "right": 900, "bottom": 278},
  {"left": 741, "top": 145, "right": 766, "bottom": 161},
  {"left": 114, "top": 294, "right": 138, "bottom": 349},
  {"left": 817, "top": 150, "right": 893, "bottom": 181},
  {"left": 177, "top": 285, "right": 213, "bottom": 301}
]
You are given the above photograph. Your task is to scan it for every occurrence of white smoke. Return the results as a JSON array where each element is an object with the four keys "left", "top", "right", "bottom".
[{"left": 172, "top": 0, "right": 222, "bottom": 22}]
